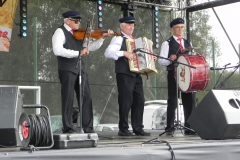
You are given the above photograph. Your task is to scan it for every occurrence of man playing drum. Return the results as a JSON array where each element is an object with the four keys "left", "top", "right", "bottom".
[{"left": 158, "top": 18, "right": 196, "bottom": 136}]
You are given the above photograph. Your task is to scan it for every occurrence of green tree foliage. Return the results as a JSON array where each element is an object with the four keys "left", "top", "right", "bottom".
[
  {"left": 0, "top": 0, "right": 234, "bottom": 124},
  {"left": 189, "top": 10, "right": 221, "bottom": 62},
  {"left": 188, "top": 10, "right": 223, "bottom": 102}
]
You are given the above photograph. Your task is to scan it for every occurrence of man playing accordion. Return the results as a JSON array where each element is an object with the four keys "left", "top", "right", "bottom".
[{"left": 104, "top": 16, "right": 150, "bottom": 136}]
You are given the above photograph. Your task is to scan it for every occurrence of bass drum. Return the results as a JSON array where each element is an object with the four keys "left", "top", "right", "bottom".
[{"left": 177, "top": 54, "right": 210, "bottom": 92}]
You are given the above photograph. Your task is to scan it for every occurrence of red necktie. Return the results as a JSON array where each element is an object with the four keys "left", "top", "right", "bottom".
[
  {"left": 177, "top": 37, "right": 184, "bottom": 53},
  {"left": 70, "top": 29, "right": 74, "bottom": 34}
]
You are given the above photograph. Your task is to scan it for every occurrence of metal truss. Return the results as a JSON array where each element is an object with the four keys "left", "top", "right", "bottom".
[
  {"left": 185, "top": 0, "right": 239, "bottom": 6},
  {"left": 88, "top": 0, "right": 178, "bottom": 10},
  {"left": 89, "top": 0, "right": 240, "bottom": 11},
  {"left": 185, "top": 0, "right": 240, "bottom": 12}
]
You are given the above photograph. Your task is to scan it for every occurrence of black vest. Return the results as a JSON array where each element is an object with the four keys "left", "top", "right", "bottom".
[
  {"left": 115, "top": 37, "right": 138, "bottom": 77},
  {"left": 56, "top": 25, "right": 84, "bottom": 74},
  {"left": 167, "top": 36, "right": 192, "bottom": 71}
]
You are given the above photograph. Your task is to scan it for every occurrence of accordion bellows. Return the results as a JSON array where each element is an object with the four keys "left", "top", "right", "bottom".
[{"left": 126, "top": 37, "right": 158, "bottom": 76}]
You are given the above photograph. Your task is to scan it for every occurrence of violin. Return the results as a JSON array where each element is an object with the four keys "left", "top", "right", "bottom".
[{"left": 73, "top": 28, "right": 121, "bottom": 40}]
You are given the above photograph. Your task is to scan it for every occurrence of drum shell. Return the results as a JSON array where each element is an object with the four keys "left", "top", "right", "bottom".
[{"left": 177, "top": 54, "right": 210, "bottom": 92}]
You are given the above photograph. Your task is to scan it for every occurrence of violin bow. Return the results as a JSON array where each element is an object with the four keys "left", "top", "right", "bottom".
[{"left": 84, "top": 13, "right": 96, "bottom": 48}]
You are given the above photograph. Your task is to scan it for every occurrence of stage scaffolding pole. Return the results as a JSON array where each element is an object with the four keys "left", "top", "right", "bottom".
[{"left": 33, "top": 17, "right": 38, "bottom": 106}]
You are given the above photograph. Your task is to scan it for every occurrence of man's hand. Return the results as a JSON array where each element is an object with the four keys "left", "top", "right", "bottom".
[
  {"left": 102, "top": 29, "right": 114, "bottom": 39},
  {"left": 170, "top": 54, "right": 177, "bottom": 61},
  {"left": 124, "top": 51, "right": 134, "bottom": 60},
  {"left": 153, "top": 55, "right": 158, "bottom": 61},
  {"left": 80, "top": 48, "right": 89, "bottom": 56}
]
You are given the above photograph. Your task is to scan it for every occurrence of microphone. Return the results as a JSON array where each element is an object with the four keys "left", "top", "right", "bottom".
[
  {"left": 210, "top": 67, "right": 223, "bottom": 70},
  {"left": 223, "top": 63, "right": 231, "bottom": 67},
  {"left": 210, "top": 63, "right": 231, "bottom": 70},
  {"left": 133, "top": 48, "right": 141, "bottom": 53}
]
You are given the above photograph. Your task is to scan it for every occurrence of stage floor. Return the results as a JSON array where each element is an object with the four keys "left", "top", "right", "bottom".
[{"left": 1, "top": 129, "right": 240, "bottom": 160}]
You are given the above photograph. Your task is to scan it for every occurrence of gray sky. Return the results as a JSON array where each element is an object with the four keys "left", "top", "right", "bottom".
[{"left": 208, "top": 2, "right": 240, "bottom": 67}]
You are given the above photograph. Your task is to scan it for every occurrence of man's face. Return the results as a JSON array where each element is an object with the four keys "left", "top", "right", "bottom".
[
  {"left": 66, "top": 18, "right": 81, "bottom": 30},
  {"left": 171, "top": 24, "right": 184, "bottom": 37},
  {"left": 120, "top": 23, "right": 135, "bottom": 36}
]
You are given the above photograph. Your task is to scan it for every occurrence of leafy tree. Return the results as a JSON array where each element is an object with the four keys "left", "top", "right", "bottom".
[{"left": 0, "top": 0, "right": 227, "bottom": 124}]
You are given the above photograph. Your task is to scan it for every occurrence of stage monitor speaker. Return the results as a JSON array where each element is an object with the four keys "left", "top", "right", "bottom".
[
  {"left": 187, "top": 90, "right": 240, "bottom": 139},
  {"left": 0, "top": 86, "right": 23, "bottom": 146}
]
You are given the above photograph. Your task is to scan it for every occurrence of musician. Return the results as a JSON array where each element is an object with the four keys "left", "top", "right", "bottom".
[
  {"left": 158, "top": 18, "right": 196, "bottom": 135},
  {"left": 52, "top": 10, "right": 113, "bottom": 133},
  {"left": 104, "top": 16, "right": 150, "bottom": 136}
]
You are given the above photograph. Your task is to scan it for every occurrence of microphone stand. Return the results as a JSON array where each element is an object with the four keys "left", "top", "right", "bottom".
[
  {"left": 213, "top": 63, "right": 240, "bottom": 89},
  {"left": 137, "top": 48, "right": 195, "bottom": 69},
  {"left": 158, "top": 56, "right": 195, "bottom": 136},
  {"left": 75, "top": 22, "right": 90, "bottom": 134},
  {"left": 213, "top": 67, "right": 227, "bottom": 89},
  {"left": 138, "top": 49, "right": 196, "bottom": 142}
]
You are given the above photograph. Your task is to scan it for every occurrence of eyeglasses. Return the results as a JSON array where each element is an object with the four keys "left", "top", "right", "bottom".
[
  {"left": 68, "top": 18, "right": 81, "bottom": 24},
  {"left": 174, "top": 26, "right": 184, "bottom": 29}
]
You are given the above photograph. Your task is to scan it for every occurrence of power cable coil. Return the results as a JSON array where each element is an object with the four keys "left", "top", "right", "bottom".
[{"left": 28, "top": 114, "right": 52, "bottom": 147}]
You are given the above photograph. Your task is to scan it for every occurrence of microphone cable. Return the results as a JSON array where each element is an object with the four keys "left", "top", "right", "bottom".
[{"left": 143, "top": 139, "right": 175, "bottom": 160}]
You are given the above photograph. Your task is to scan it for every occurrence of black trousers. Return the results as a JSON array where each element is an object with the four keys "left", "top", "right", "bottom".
[
  {"left": 58, "top": 70, "right": 93, "bottom": 132},
  {"left": 116, "top": 73, "right": 145, "bottom": 132},
  {"left": 166, "top": 71, "right": 194, "bottom": 130}
]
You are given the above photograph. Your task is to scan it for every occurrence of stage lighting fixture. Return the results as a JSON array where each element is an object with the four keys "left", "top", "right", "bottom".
[
  {"left": 97, "top": 0, "right": 103, "bottom": 28},
  {"left": 20, "top": 0, "right": 27, "bottom": 38},
  {"left": 121, "top": 4, "right": 136, "bottom": 17},
  {"left": 152, "top": 6, "right": 159, "bottom": 49}
]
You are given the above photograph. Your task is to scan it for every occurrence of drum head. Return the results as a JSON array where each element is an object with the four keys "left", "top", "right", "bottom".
[{"left": 177, "top": 56, "right": 191, "bottom": 92}]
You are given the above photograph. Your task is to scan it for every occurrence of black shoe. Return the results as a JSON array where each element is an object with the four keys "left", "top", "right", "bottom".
[
  {"left": 134, "top": 130, "right": 151, "bottom": 136},
  {"left": 62, "top": 128, "right": 74, "bottom": 134},
  {"left": 184, "top": 130, "right": 197, "bottom": 135},
  {"left": 84, "top": 128, "right": 95, "bottom": 133},
  {"left": 85, "top": 130, "right": 95, "bottom": 133},
  {"left": 118, "top": 130, "right": 133, "bottom": 136},
  {"left": 165, "top": 129, "right": 175, "bottom": 136}
]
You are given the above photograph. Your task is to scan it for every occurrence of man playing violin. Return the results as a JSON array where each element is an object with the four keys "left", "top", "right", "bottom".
[
  {"left": 52, "top": 10, "right": 113, "bottom": 134},
  {"left": 104, "top": 16, "right": 150, "bottom": 136}
]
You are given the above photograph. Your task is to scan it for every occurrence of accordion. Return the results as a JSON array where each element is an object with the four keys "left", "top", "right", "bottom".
[{"left": 126, "top": 37, "right": 158, "bottom": 76}]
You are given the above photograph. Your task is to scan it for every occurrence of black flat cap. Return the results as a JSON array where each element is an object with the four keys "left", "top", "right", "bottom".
[
  {"left": 62, "top": 11, "right": 81, "bottom": 19},
  {"left": 170, "top": 18, "right": 184, "bottom": 28},
  {"left": 119, "top": 16, "right": 135, "bottom": 23}
]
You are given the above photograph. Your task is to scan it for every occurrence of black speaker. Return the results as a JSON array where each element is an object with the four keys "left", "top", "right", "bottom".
[
  {"left": 0, "top": 86, "right": 23, "bottom": 146},
  {"left": 187, "top": 90, "right": 240, "bottom": 139}
]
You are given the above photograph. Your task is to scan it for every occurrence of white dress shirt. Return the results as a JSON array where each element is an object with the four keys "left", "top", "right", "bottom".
[
  {"left": 158, "top": 35, "right": 185, "bottom": 66},
  {"left": 104, "top": 32, "right": 132, "bottom": 60},
  {"left": 52, "top": 23, "right": 105, "bottom": 58}
]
